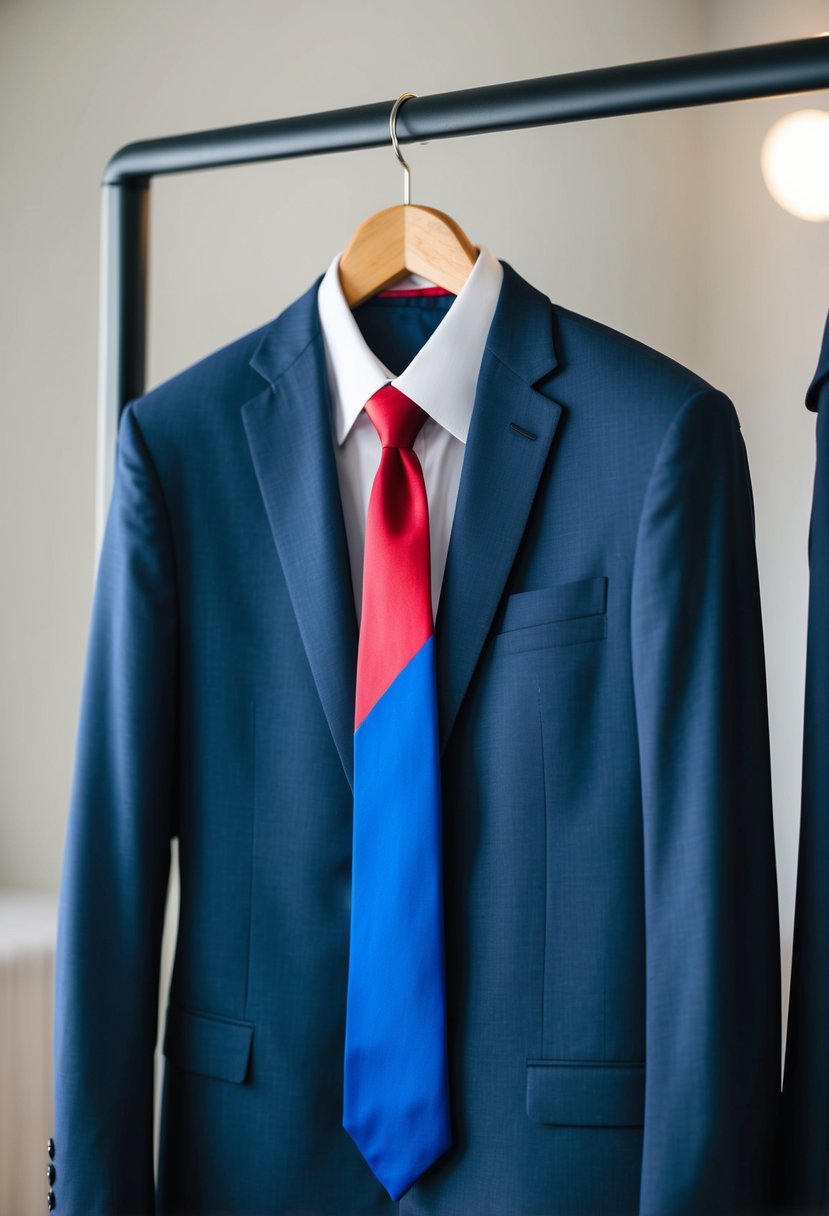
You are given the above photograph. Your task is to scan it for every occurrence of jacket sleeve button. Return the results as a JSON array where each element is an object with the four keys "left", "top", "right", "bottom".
[
  {"left": 47, "top": 1189, "right": 55, "bottom": 1210},
  {"left": 47, "top": 1138, "right": 55, "bottom": 1160},
  {"left": 46, "top": 1163, "right": 56, "bottom": 1184}
]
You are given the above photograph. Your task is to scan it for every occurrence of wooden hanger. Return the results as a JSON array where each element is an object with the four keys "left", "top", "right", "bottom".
[{"left": 337, "top": 92, "right": 479, "bottom": 309}]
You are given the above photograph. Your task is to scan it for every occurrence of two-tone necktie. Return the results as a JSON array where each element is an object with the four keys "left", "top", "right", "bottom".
[{"left": 342, "top": 382, "right": 452, "bottom": 1200}]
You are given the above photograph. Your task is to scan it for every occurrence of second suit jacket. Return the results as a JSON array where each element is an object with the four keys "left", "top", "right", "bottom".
[
  {"left": 775, "top": 309, "right": 829, "bottom": 1210},
  {"left": 52, "top": 257, "right": 781, "bottom": 1216}
]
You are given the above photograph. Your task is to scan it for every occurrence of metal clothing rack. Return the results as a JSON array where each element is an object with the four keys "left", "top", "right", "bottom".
[{"left": 96, "top": 33, "right": 829, "bottom": 550}]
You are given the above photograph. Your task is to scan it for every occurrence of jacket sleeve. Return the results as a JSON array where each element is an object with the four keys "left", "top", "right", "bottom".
[
  {"left": 52, "top": 399, "right": 177, "bottom": 1215},
  {"left": 631, "top": 386, "right": 781, "bottom": 1214}
]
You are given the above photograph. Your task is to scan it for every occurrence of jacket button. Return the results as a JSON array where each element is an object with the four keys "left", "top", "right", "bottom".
[
  {"left": 46, "top": 1163, "right": 56, "bottom": 1184},
  {"left": 47, "top": 1138, "right": 55, "bottom": 1160},
  {"left": 47, "top": 1189, "right": 55, "bottom": 1210}
]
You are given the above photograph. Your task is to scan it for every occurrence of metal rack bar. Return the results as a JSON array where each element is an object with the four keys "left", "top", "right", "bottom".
[{"left": 95, "top": 33, "right": 829, "bottom": 551}]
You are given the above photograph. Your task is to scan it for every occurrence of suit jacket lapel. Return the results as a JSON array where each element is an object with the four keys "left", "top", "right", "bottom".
[
  {"left": 241, "top": 259, "right": 563, "bottom": 793},
  {"left": 806, "top": 308, "right": 829, "bottom": 412},
  {"left": 242, "top": 275, "right": 360, "bottom": 793},
  {"left": 434, "top": 261, "right": 562, "bottom": 754}
]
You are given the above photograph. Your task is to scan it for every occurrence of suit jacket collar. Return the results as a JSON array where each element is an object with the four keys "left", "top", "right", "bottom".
[
  {"left": 247, "top": 256, "right": 557, "bottom": 400},
  {"left": 242, "top": 258, "right": 563, "bottom": 794},
  {"left": 316, "top": 241, "right": 504, "bottom": 447},
  {"left": 806, "top": 309, "right": 829, "bottom": 412}
]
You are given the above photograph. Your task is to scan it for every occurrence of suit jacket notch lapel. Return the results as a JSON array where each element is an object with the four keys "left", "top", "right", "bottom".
[
  {"left": 242, "top": 281, "right": 359, "bottom": 794},
  {"left": 434, "top": 262, "right": 564, "bottom": 755}
]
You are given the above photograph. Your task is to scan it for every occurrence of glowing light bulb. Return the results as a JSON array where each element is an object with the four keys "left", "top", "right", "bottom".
[{"left": 761, "top": 110, "right": 829, "bottom": 222}]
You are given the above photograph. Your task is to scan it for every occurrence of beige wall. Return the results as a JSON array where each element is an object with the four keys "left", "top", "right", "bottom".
[{"left": 1, "top": 0, "right": 828, "bottom": 1034}]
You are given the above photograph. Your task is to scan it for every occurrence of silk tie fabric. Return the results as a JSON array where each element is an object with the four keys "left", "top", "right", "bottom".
[{"left": 342, "top": 382, "right": 452, "bottom": 1201}]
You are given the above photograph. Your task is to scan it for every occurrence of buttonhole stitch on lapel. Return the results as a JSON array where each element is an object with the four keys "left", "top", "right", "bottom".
[{"left": 509, "top": 422, "right": 538, "bottom": 440}]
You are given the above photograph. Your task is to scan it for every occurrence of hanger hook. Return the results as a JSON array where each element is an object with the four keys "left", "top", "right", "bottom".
[{"left": 390, "top": 92, "right": 417, "bottom": 205}]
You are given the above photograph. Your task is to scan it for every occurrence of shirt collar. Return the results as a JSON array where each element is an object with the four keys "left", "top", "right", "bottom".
[{"left": 316, "top": 241, "right": 504, "bottom": 446}]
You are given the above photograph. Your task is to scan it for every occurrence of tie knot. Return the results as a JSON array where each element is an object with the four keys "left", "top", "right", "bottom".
[{"left": 364, "top": 384, "right": 428, "bottom": 449}]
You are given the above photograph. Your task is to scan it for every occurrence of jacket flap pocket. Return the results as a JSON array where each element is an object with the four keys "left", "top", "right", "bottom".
[
  {"left": 526, "top": 1060, "right": 644, "bottom": 1127},
  {"left": 163, "top": 1003, "right": 254, "bottom": 1084},
  {"left": 500, "top": 576, "right": 607, "bottom": 634}
]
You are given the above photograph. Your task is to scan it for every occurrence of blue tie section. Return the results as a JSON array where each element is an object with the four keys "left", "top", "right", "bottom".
[{"left": 344, "top": 633, "right": 452, "bottom": 1200}]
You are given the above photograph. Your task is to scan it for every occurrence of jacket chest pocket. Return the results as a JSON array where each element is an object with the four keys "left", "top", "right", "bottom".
[
  {"left": 526, "top": 1059, "right": 645, "bottom": 1127},
  {"left": 490, "top": 575, "right": 608, "bottom": 657}
]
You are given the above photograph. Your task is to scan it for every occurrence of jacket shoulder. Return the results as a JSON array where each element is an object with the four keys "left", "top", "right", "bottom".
[
  {"left": 551, "top": 302, "right": 722, "bottom": 413},
  {"left": 546, "top": 302, "right": 742, "bottom": 490},
  {"left": 124, "top": 317, "right": 274, "bottom": 444}
]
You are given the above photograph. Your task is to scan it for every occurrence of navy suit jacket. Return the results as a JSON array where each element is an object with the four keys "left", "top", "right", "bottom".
[
  {"left": 775, "top": 309, "right": 829, "bottom": 1210},
  {"left": 53, "top": 259, "right": 781, "bottom": 1215}
]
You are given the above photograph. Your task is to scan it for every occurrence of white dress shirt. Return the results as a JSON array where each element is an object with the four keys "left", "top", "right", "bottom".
[{"left": 316, "top": 242, "right": 504, "bottom": 628}]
